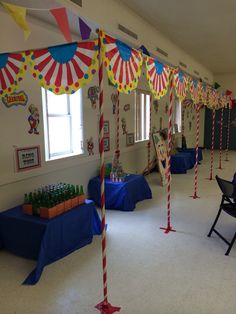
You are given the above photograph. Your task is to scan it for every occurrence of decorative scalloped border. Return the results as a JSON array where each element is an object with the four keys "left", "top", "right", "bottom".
[
  {"left": 145, "top": 57, "right": 170, "bottom": 100},
  {"left": 26, "top": 40, "right": 99, "bottom": 95},
  {"left": 100, "top": 31, "right": 143, "bottom": 94}
]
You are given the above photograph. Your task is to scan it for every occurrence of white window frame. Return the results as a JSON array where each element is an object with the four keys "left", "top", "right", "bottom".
[
  {"left": 173, "top": 99, "right": 182, "bottom": 134},
  {"left": 42, "top": 88, "right": 84, "bottom": 161},
  {"left": 135, "top": 89, "right": 150, "bottom": 142}
]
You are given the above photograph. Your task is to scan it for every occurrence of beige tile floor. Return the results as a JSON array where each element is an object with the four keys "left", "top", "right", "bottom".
[{"left": 0, "top": 150, "right": 236, "bottom": 314}]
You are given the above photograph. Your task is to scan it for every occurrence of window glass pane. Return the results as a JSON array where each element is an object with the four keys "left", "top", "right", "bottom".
[
  {"left": 48, "top": 116, "right": 71, "bottom": 155},
  {"left": 47, "top": 92, "right": 69, "bottom": 115}
]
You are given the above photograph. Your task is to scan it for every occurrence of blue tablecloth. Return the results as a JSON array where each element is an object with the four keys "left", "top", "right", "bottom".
[
  {"left": 0, "top": 200, "right": 101, "bottom": 285},
  {"left": 88, "top": 174, "right": 152, "bottom": 211},
  {"left": 178, "top": 148, "right": 203, "bottom": 164},
  {"left": 171, "top": 152, "right": 194, "bottom": 174}
]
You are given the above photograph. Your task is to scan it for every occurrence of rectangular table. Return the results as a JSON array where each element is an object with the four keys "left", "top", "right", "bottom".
[
  {"left": 88, "top": 174, "right": 152, "bottom": 211},
  {"left": 0, "top": 200, "right": 101, "bottom": 285}
]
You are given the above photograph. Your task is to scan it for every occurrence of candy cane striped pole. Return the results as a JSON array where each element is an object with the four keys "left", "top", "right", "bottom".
[
  {"left": 160, "top": 71, "right": 176, "bottom": 234},
  {"left": 191, "top": 103, "right": 200, "bottom": 199},
  {"left": 207, "top": 109, "right": 215, "bottom": 180},
  {"left": 95, "top": 35, "right": 120, "bottom": 314},
  {"left": 217, "top": 108, "right": 224, "bottom": 169},
  {"left": 116, "top": 91, "right": 120, "bottom": 160},
  {"left": 147, "top": 94, "right": 152, "bottom": 173},
  {"left": 225, "top": 105, "right": 231, "bottom": 161}
]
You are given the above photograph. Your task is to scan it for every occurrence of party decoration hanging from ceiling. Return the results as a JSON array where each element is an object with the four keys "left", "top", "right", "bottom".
[
  {"left": 50, "top": 7, "right": 72, "bottom": 43},
  {"left": 145, "top": 57, "right": 170, "bottom": 99},
  {"left": 0, "top": 51, "right": 27, "bottom": 97},
  {"left": 173, "top": 69, "right": 188, "bottom": 101},
  {"left": 200, "top": 82, "right": 207, "bottom": 105},
  {"left": 189, "top": 78, "right": 201, "bottom": 104},
  {"left": 27, "top": 40, "right": 98, "bottom": 94},
  {"left": 100, "top": 31, "right": 143, "bottom": 94},
  {"left": 2, "top": 2, "right": 31, "bottom": 40},
  {"left": 208, "top": 88, "right": 219, "bottom": 109}
]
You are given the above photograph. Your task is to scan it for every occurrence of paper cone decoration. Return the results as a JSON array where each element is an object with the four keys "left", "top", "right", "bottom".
[
  {"left": 27, "top": 40, "right": 98, "bottom": 94},
  {"left": 50, "top": 8, "right": 72, "bottom": 43},
  {"left": 100, "top": 31, "right": 143, "bottom": 94},
  {"left": 2, "top": 2, "right": 30, "bottom": 40},
  {"left": 214, "top": 82, "right": 221, "bottom": 89},
  {"left": 79, "top": 17, "right": 91, "bottom": 40}
]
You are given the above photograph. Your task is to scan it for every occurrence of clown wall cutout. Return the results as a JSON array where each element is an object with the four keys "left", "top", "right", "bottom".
[
  {"left": 86, "top": 137, "right": 94, "bottom": 155},
  {"left": 111, "top": 93, "right": 118, "bottom": 115},
  {"left": 88, "top": 86, "right": 99, "bottom": 109},
  {"left": 28, "top": 104, "right": 40, "bottom": 135},
  {"left": 153, "top": 100, "right": 159, "bottom": 113},
  {"left": 152, "top": 132, "right": 168, "bottom": 186},
  {"left": 123, "top": 104, "right": 130, "bottom": 112}
]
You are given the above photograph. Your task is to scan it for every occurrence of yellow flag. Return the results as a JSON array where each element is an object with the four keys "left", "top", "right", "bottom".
[{"left": 2, "top": 2, "right": 31, "bottom": 40}]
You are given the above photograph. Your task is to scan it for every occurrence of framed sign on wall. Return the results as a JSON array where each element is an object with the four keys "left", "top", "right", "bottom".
[{"left": 15, "top": 146, "right": 41, "bottom": 172}]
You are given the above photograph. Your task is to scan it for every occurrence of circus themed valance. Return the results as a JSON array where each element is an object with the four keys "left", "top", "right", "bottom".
[
  {"left": 100, "top": 31, "right": 143, "bottom": 94},
  {"left": 189, "top": 78, "right": 201, "bottom": 104},
  {"left": 173, "top": 69, "right": 188, "bottom": 101},
  {"left": 27, "top": 40, "right": 98, "bottom": 95},
  {"left": 0, "top": 52, "right": 27, "bottom": 97},
  {"left": 145, "top": 57, "right": 170, "bottom": 99}
]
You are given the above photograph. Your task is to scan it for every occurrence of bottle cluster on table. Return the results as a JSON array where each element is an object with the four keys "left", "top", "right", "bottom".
[{"left": 23, "top": 183, "right": 85, "bottom": 219}]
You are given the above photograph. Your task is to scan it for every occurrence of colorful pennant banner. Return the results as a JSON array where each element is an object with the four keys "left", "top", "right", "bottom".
[
  {"left": 0, "top": 52, "right": 27, "bottom": 96},
  {"left": 50, "top": 7, "right": 72, "bottom": 43},
  {"left": 173, "top": 69, "right": 188, "bottom": 101},
  {"left": 145, "top": 57, "right": 170, "bottom": 99},
  {"left": 100, "top": 31, "right": 143, "bottom": 94},
  {"left": 26, "top": 40, "right": 98, "bottom": 94}
]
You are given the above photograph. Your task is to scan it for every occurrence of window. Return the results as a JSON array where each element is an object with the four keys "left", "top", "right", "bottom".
[
  {"left": 174, "top": 99, "right": 182, "bottom": 133},
  {"left": 42, "top": 88, "right": 83, "bottom": 161},
  {"left": 135, "top": 90, "right": 150, "bottom": 142}
]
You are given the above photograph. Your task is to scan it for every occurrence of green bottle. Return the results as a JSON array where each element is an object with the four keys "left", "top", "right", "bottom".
[
  {"left": 24, "top": 193, "right": 29, "bottom": 204},
  {"left": 80, "top": 185, "right": 84, "bottom": 196}
]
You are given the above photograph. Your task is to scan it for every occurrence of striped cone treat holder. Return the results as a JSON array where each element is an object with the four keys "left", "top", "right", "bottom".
[
  {"left": 160, "top": 72, "right": 176, "bottom": 234},
  {"left": 225, "top": 106, "right": 231, "bottom": 161},
  {"left": 207, "top": 109, "right": 216, "bottom": 180},
  {"left": 95, "top": 35, "right": 121, "bottom": 314},
  {"left": 190, "top": 103, "right": 200, "bottom": 199},
  {"left": 217, "top": 108, "right": 224, "bottom": 169}
]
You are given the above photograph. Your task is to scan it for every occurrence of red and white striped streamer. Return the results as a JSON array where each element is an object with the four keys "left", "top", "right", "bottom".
[
  {"left": 116, "top": 91, "right": 120, "bottom": 159},
  {"left": 191, "top": 103, "right": 200, "bottom": 199},
  {"left": 95, "top": 36, "right": 121, "bottom": 314},
  {"left": 160, "top": 71, "right": 176, "bottom": 234},
  {"left": 225, "top": 106, "right": 231, "bottom": 161},
  {"left": 217, "top": 108, "right": 224, "bottom": 169},
  {"left": 208, "top": 109, "right": 216, "bottom": 180},
  {"left": 147, "top": 94, "right": 152, "bottom": 172}
]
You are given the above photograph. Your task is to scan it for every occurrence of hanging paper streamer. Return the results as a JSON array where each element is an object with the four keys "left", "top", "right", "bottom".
[
  {"left": 173, "top": 69, "right": 188, "bottom": 101},
  {"left": 27, "top": 40, "right": 98, "bottom": 94},
  {"left": 0, "top": 52, "right": 27, "bottom": 97},
  {"left": 50, "top": 7, "right": 72, "bottom": 43},
  {"left": 189, "top": 78, "right": 201, "bottom": 104},
  {"left": 100, "top": 31, "right": 143, "bottom": 94},
  {"left": 208, "top": 88, "right": 219, "bottom": 109},
  {"left": 2, "top": 2, "right": 31, "bottom": 40},
  {"left": 145, "top": 57, "right": 170, "bottom": 99},
  {"left": 79, "top": 17, "right": 91, "bottom": 40}
]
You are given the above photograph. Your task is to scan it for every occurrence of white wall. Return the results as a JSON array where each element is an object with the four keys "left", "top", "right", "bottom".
[{"left": 0, "top": 3, "right": 210, "bottom": 211}]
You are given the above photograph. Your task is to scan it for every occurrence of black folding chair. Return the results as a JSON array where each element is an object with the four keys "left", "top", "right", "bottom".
[{"left": 207, "top": 175, "right": 236, "bottom": 255}]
